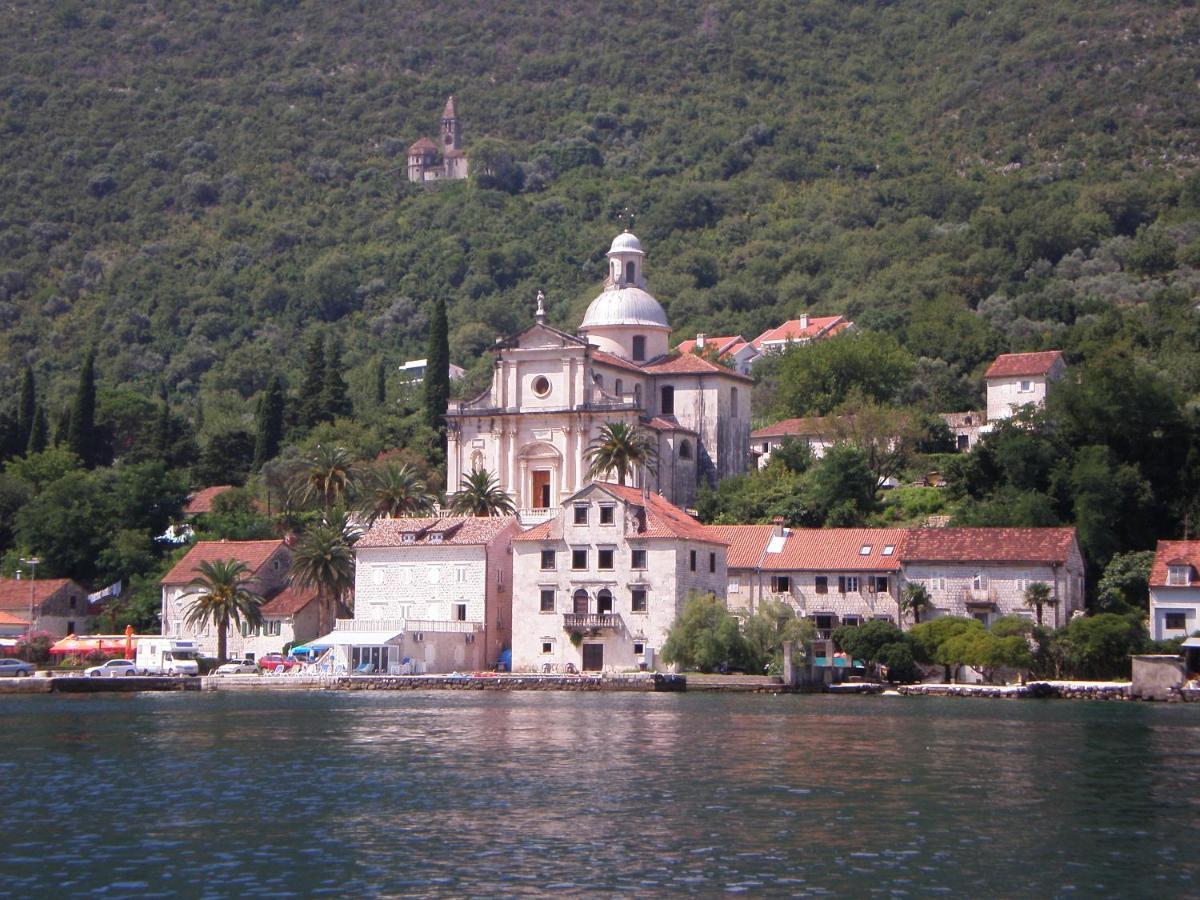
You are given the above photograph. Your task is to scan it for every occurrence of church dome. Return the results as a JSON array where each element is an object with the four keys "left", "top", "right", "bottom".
[
  {"left": 580, "top": 287, "right": 669, "bottom": 330},
  {"left": 608, "top": 230, "right": 644, "bottom": 256}
]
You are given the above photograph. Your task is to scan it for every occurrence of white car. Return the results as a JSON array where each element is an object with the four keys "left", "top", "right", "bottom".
[
  {"left": 214, "top": 660, "right": 258, "bottom": 675},
  {"left": 85, "top": 659, "right": 139, "bottom": 677}
]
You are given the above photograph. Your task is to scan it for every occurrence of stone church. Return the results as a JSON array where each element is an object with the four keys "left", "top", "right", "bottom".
[
  {"left": 407, "top": 96, "right": 468, "bottom": 183},
  {"left": 446, "top": 231, "right": 752, "bottom": 513}
]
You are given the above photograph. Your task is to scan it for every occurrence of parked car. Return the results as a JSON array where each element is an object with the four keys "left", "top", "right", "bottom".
[
  {"left": 258, "top": 653, "right": 302, "bottom": 673},
  {"left": 214, "top": 659, "right": 258, "bottom": 675},
  {"left": 0, "top": 658, "right": 35, "bottom": 677},
  {"left": 84, "top": 659, "right": 139, "bottom": 677}
]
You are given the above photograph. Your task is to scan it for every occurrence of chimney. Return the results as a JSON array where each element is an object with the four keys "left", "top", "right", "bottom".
[
  {"left": 696, "top": 333, "right": 706, "bottom": 350},
  {"left": 772, "top": 516, "right": 785, "bottom": 537},
  {"left": 799, "top": 314, "right": 809, "bottom": 331}
]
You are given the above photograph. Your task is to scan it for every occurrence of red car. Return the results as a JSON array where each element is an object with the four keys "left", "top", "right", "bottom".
[{"left": 257, "top": 653, "right": 302, "bottom": 673}]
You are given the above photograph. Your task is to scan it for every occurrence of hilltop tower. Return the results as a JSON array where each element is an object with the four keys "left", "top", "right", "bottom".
[
  {"left": 441, "top": 95, "right": 462, "bottom": 151},
  {"left": 407, "top": 96, "right": 469, "bottom": 183}
]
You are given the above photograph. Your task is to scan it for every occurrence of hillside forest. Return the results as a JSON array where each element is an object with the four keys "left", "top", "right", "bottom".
[{"left": 0, "top": 1, "right": 1198, "bottom": 630}]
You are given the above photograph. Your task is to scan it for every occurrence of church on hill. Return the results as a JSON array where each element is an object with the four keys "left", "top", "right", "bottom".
[
  {"left": 445, "top": 231, "right": 752, "bottom": 514},
  {"left": 407, "top": 96, "right": 469, "bottom": 183}
]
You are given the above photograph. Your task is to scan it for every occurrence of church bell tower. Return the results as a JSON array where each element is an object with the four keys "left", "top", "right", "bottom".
[{"left": 441, "top": 95, "right": 462, "bottom": 151}]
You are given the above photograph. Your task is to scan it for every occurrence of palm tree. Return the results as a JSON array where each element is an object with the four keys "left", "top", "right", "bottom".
[
  {"left": 447, "top": 466, "right": 516, "bottom": 516},
  {"left": 292, "top": 445, "right": 360, "bottom": 512},
  {"left": 363, "top": 462, "right": 435, "bottom": 521},
  {"left": 900, "top": 583, "right": 932, "bottom": 626},
  {"left": 1024, "top": 581, "right": 1056, "bottom": 627},
  {"left": 289, "top": 518, "right": 358, "bottom": 633},
  {"left": 584, "top": 421, "right": 659, "bottom": 486},
  {"left": 183, "top": 559, "right": 265, "bottom": 663}
]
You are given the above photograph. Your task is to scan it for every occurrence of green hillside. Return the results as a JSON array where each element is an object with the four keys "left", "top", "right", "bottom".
[{"left": 2, "top": 0, "right": 1198, "bottom": 416}]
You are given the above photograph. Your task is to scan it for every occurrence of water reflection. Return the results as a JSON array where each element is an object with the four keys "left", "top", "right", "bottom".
[{"left": 1, "top": 692, "right": 1198, "bottom": 896}]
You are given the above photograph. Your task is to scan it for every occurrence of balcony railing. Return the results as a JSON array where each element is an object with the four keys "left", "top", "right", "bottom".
[
  {"left": 517, "top": 508, "right": 556, "bottom": 526},
  {"left": 563, "top": 613, "right": 622, "bottom": 631}
]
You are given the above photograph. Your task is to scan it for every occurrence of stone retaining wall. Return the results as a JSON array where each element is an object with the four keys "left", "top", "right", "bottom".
[
  {"left": 897, "top": 682, "right": 1132, "bottom": 700},
  {"left": 204, "top": 672, "right": 686, "bottom": 692}
]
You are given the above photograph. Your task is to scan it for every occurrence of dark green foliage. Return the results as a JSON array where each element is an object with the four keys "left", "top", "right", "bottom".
[
  {"left": 67, "top": 349, "right": 97, "bottom": 468},
  {"left": 25, "top": 405, "right": 47, "bottom": 455},
  {"left": 298, "top": 334, "right": 328, "bottom": 430},
  {"left": 661, "top": 592, "right": 750, "bottom": 673},
  {"left": 321, "top": 337, "right": 352, "bottom": 421},
  {"left": 194, "top": 488, "right": 275, "bottom": 541},
  {"left": 0, "top": 474, "right": 32, "bottom": 551},
  {"left": 804, "top": 444, "right": 878, "bottom": 526},
  {"left": 374, "top": 359, "right": 387, "bottom": 407},
  {"left": 772, "top": 332, "right": 916, "bottom": 418},
  {"left": 424, "top": 297, "right": 450, "bottom": 433},
  {"left": 17, "top": 366, "right": 34, "bottom": 451},
  {"left": 196, "top": 430, "right": 256, "bottom": 487},
  {"left": 253, "top": 374, "right": 286, "bottom": 470},
  {"left": 1095, "top": 551, "right": 1155, "bottom": 615}
]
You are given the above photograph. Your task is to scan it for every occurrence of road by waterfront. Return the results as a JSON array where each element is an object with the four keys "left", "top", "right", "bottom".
[{"left": 1, "top": 691, "right": 1197, "bottom": 896}]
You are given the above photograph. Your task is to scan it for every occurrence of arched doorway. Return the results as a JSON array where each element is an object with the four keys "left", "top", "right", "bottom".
[{"left": 519, "top": 441, "right": 562, "bottom": 510}]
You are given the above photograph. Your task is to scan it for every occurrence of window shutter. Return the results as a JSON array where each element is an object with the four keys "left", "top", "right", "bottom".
[{"left": 838, "top": 576, "right": 846, "bottom": 594}]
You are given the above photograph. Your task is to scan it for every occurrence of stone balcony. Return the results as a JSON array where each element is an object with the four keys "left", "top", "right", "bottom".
[{"left": 563, "top": 613, "right": 622, "bottom": 631}]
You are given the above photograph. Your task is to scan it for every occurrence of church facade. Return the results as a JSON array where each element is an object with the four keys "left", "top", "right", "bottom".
[
  {"left": 407, "top": 96, "right": 468, "bottom": 183},
  {"left": 445, "top": 232, "right": 752, "bottom": 514}
]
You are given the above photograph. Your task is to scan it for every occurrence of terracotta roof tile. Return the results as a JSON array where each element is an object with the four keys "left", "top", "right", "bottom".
[
  {"left": 184, "top": 485, "right": 235, "bottom": 516},
  {"left": 641, "top": 353, "right": 753, "bottom": 381},
  {"left": 408, "top": 137, "right": 438, "bottom": 153},
  {"left": 641, "top": 416, "right": 698, "bottom": 434},
  {"left": 356, "top": 516, "right": 517, "bottom": 549},
  {"left": 705, "top": 525, "right": 776, "bottom": 569},
  {"left": 0, "top": 578, "right": 80, "bottom": 611},
  {"left": 751, "top": 416, "right": 836, "bottom": 440},
  {"left": 903, "top": 528, "right": 1077, "bottom": 564},
  {"left": 514, "top": 485, "right": 726, "bottom": 545},
  {"left": 590, "top": 349, "right": 645, "bottom": 373},
  {"left": 160, "top": 540, "right": 287, "bottom": 585},
  {"left": 984, "top": 351, "right": 1064, "bottom": 379},
  {"left": 1150, "top": 541, "right": 1200, "bottom": 588},
  {"left": 675, "top": 336, "right": 750, "bottom": 359},
  {"left": 260, "top": 584, "right": 320, "bottom": 617},
  {"left": 753, "top": 316, "right": 849, "bottom": 347},
  {"left": 768, "top": 529, "right": 909, "bottom": 572},
  {"left": 0, "top": 610, "right": 31, "bottom": 625}
]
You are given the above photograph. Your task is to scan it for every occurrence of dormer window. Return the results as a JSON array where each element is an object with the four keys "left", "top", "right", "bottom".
[
  {"left": 1168, "top": 565, "right": 1192, "bottom": 587},
  {"left": 882, "top": 545, "right": 895, "bottom": 556},
  {"left": 859, "top": 545, "right": 871, "bottom": 556}
]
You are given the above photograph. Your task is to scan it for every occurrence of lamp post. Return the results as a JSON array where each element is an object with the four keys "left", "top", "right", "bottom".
[{"left": 19, "top": 556, "right": 40, "bottom": 633}]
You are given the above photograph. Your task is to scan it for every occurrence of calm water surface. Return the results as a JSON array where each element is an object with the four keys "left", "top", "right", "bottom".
[{"left": 1, "top": 691, "right": 1198, "bottom": 897}]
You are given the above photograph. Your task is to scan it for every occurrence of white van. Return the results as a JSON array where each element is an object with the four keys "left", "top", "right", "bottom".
[{"left": 136, "top": 639, "right": 201, "bottom": 676}]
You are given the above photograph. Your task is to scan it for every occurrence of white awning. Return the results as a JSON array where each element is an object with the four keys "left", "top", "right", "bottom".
[
  {"left": 309, "top": 629, "right": 405, "bottom": 647},
  {"left": 1181, "top": 636, "right": 1200, "bottom": 649}
]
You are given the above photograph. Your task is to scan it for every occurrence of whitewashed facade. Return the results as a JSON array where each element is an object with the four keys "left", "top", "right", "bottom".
[
  {"left": 1148, "top": 541, "right": 1200, "bottom": 641},
  {"left": 984, "top": 351, "right": 1066, "bottom": 423}
]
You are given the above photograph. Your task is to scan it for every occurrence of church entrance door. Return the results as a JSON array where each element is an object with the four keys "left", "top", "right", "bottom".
[{"left": 532, "top": 470, "right": 551, "bottom": 508}]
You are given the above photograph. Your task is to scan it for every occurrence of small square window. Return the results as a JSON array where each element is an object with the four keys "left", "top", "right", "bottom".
[
  {"left": 631, "top": 588, "right": 648, "bottom": 612},
  {"left": 882, "top": 545, "right": 895, "bottom": 556},
  {"left": 598, "top": 549, "right": 614, "bottom": 570},
  {"left": 540, "top": 589, "right": 555, "bottom": 613},
  {"left": 633, "top": 641, "right": 645, "bottom": 655},
  {"left": 689, "top": 550, "right": 697, "bottom": 572},
  {"left": 814, "top": 576, "right": 828, "bottom": 594},
  {"left": 771, "top": 575, "right": 791, "bottom": 593},
  {"left": 1020, "top": 380, "right": 1032, "bottom": 392},
  {"left": 540, "top": 550, "right": 556, "bottom": 571},
  {"left": 631, "top": 549, "right": 647, "bottom": 569},
  {"left": 709, "top": 552, "right": 716, "bottom": 573},
  {"left": 453, "top": 603, "right": 467, "bottom": 622},
  {"left": 859, "top": 545, "right": 871, "bottom": 556},
  {"left": 573, "top": 505, "right": 588, "bottom": 525},
  {"left": 1166, "top": 612, "right": 1188, "bottom": 630},
  {"left": 572, "top": 549, "right": 588, "bottom": 570},
  {"left": 541, "top": 641, "right": 553, "bottom": 654},
  {"left": 599, "top": 505, "right": 615, "bottom": 525},
  {"left": 875, "top": 577, "right": 889, "bottom": 593}
]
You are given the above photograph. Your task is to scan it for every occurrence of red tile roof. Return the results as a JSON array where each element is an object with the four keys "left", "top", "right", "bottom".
[
  {"left": 903, "top": 528, "right": 1077, "bottom": 564},
  {"left": 675, "top": 336, "right": 751, "bottom": 359},
  {"left": 768, "top": 529, "right": 909, "bottom": 572},
  {"left": 0, "top": 610, "right": 31, "bottom": 625},
  {"left": 751, "top": 416, "right": 836, "bottom": 440},
  {"left": 356, "top": 516, "right": 517, "bottom": 549},
  {"left": 515, "top": 484, "right": 726, "bottom": 544},
  {"left": 984, "top": 350, "right": 1064, "bottom": 379},
  {"left": 184, "top": 485, "right": 235, "bottom": 516},
  {"left": 1150, "top": 541, "right": 1200, "bottom": 588},
  {"left": 0, "top": 578, "right": 79, "bottom": 611},
  {"left": 161, "top": 540, "right": 287, "bottom": 585},
  {"left": 753, "top": 316, "right": 850, "bottom": 347},
  {"left": 260, "top": 584, "right": 320, "bottom": 617},
  {"left": 705, "top": 525, "right": 777, "bottom": 569},
  {"left": 591, "top": 349, "right": 646, "bottom": 373},
  {"left": 641, "top": 353, "right": 753, "bottom": 381},
  {"left": 408, "top": 137, "right": 438, "bottom": 154},
  {"left": 641, "top": 416, "right": 697, "bottom": 434}
]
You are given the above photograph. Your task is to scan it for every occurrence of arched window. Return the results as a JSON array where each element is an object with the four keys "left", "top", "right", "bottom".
[
  {"left": 572, "top": 589, "right": 589, "bottom": 615},
  {"left": 679, "top": 439, "right": 692, "bottom": 460},
  {"left": 615, "top": 378, "right": 623, "bottom": 398},
  {"left": 731, "top": 387, "right": 739, "bottom": 416},
  {"left": 632, "top": 335, "right": 646, "bottom": 361},
  {"left": 660, "top": 385, "right": 675, "bottom": 415},
  {"left": 597, "top": 589, "right": 614, "bottom": 615},
  {"left": 625, "top": 261, "right": 635, "bottom": 283}
]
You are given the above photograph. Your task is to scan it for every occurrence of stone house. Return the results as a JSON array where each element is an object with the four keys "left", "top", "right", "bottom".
[
  {"left": 750, "top": 416, "right": 837, "bottom": 469},
  {"left": 446, "top": 231, "right": 752, "bottom": 515},
  {"left": 984, "top": 350, "right": 1066, "bottom": 423},
  {"left": 750, "top": 314, "right": 854, "bottom": 359},
  {"left": 902, "top": 527, "right": 1085, "bottom": 628},
  {"left": 675, "top": 334, "right": 759, "bottom": 375},
  {"left": 344, "top": 516, "right": 520, "bottom": 673},
  {"left": 511, "top": 482, "right": 728, "bottom": 673},
  {"left": 939, "top": 411, "right": 986, "bottom": 452},
  {"left": 238, "top": 584, "right": 330, "bottom": 662},
  {"left": 183, "top": 485, "right": 234, "bottom": 517},
  {"left": 406, "top": 96, "right": 469, "bottom": 183},
  {"left": 0, "top": 577, "right": 90, "bottom": 639},
  {"left": 1148, "top": 540, "right": 1200, "bottom": 641},
  {"left": 159, "top": 539, "right": 292, "bottom": 659},
  {"left": 712, "top": 524, "right": 907, "bottom": 637}
]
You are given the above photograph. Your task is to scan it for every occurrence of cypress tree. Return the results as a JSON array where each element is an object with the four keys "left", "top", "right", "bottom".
[
  {"left": 153, "top": 384, "right": 172, "bottom": 460},
  {"left": 17, "top": 365, "right": 34, "bottom": 450},
  {"left": 53, "top": 405, "right": 70, "bottom": 447},
  {"left": 26, "top": 404, "right": 47, "bottom": 455},
  {"left": 321, "top": 336, "right": 352, "bottom": 421},
  {"left": 375, "top": 357, "right": 387, "bottom": 407},
  {"left": 298, "top": 333, "right": 327, "bottom": 428},
  {"left": 253, "top": 374, "right": 286, "bottom": 470},
  {"left": 67, "top": 348, "right": 97, "bottom": 467},
  {"left": 424, "top": 297, "right": 450, "bottom": 431}
]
